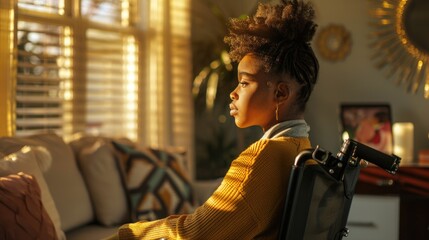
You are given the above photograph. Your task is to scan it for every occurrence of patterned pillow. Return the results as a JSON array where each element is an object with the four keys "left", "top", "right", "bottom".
[
  {"left": 112, "top": 141, "right": 196, "bottom": 221},
  {"left": 0, "top": 146, "right": 65, "bottom": 240},
  {"left": 0, "top": 173, "right": 57, "bottom": 240}
]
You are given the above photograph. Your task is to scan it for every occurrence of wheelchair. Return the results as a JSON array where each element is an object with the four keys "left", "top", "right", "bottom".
[{"left": 278, "top": 139, "right": 401, "bottom": 240}]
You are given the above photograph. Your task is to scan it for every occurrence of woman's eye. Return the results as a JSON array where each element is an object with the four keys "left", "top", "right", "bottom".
[{"left": 239, "top": 81, "right": 248, "bottom": 87}]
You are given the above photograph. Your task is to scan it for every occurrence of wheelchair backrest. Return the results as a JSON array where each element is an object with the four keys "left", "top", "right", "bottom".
[{"left": 278, "top": 139, "right": 400, "bottom": 240}]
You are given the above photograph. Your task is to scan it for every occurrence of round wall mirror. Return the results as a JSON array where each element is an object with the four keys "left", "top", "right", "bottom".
[
  {"left": 403, "top": 0, "right": 429, "bottom": 54},
  {"left": 369, "top": 0, "right": 429, "bottom": 98}
]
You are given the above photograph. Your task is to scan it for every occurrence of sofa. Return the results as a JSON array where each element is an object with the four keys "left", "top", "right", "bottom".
[{"left": 0, "top": 133, "right": 196, "bottom": 240}]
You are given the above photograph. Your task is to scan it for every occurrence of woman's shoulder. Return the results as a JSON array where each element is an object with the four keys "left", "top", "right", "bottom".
[
  {"left": 249, "top": 137, "right": 311, "bottom": 150},
  {"left": 242, "top": 137, "right": 311, "bottom": 158}
]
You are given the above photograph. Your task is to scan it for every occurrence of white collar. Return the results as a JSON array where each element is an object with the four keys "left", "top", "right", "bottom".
[{"left": 261, "top": 120, "right": 310, "bottom": 139}]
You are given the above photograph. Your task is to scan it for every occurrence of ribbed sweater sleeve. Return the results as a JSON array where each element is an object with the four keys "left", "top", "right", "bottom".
[{"left": 114, "top": 137, "right": 311, "bottom": 240}]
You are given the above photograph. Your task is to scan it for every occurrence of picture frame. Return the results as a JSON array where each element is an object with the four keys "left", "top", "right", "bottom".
[{"left": 340, "top": 103, "right": 393, "bottom": 154}]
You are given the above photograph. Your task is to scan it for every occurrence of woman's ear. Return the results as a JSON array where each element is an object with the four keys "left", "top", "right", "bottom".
[{"left": 275, "top": 82, "right": 290, "bottom": 102}]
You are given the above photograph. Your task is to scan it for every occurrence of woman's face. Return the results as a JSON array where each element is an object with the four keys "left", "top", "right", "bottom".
[{"left": 229, "top": 53, "right": 278, "bottom": 131}]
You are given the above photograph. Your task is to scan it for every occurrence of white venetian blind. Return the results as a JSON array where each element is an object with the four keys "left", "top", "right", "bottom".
[
  {"left": 15, "top": 20, "right": 73, "bottom": 137},
  {"left": 17, "top": 0, "right": 65, "bottom": 14},
  {"left": 4, "top": 0, "right": 193, "bottom": 171},
  {"left": 84, "top": 29, "right": 139, "bottom": 140},
  {"left": 79, "top": 0, "right": 139, "bottom": 140},
  {"left": 13, "top": 0, "right": 140, "bottom": 141},
  {"left": 146, "top": 0, "right": 194, "bottom": 176},
  {"left": 170, "top": 0, "right": 193, "bottom": 149}
]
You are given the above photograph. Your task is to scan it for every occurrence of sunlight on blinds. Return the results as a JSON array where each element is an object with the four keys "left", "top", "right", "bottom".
[
  {"left": 15, "top": 21, "right": 73, "bottom": 136},
  {"left": 85, "top": 29, "right": 138, "bottom": 140},
  {"left": 81, "top": 0, "right": 133, "bottom": 26},
  {"left": 147, "top": 0, "right": 193, "bottom": 175},
  {"left": 148, "top": 0, "right": 165, "bottom": 147},
  {"left": 4, "top": 0, "right": 191, "bottom": 156},
  {"left": 18, "top": 0, "right": 65, "bottom": 15},
  {"left": 124, "top": 36, "right": 139, "bottom": 140},
  {"left": 61, "top": 27, "right": 73, "bottom": 135},
  {"left": 170, "top": 0, "right": 192, "bottom": 149}
]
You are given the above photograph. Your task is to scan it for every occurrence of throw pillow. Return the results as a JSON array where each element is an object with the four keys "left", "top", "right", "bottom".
[
  {"left": 0, "top": 146, "right": 66, "bottom": 240},
  {"left": 0, "top": 173, "right": 57, "bottom": 240},
  {"left": 112, "top": 141, "right": 196, "bottom": 221},
  {"left": 0, "top": 133, "right": 93, "bottom": 231},
  {"left": 78, "top": 140, "right": 129, "bottom": 226}
]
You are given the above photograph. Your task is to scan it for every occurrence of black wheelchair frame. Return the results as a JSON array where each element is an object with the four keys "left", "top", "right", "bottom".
[{"left": 278, "top": 139, "right": 401, "bottom": 240}]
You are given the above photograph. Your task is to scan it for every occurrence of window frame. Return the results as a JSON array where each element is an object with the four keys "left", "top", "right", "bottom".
[
  {"left": 9, "top": 0, "right": 144, "bottom": 142},
  {"left": 1, "top": 0, "right": 194, "bottom": 180}
]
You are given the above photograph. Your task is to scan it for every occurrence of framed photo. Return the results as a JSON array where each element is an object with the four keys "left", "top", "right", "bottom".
[{"left": 340, "top": 103, "right": 393, "bottom": 154}]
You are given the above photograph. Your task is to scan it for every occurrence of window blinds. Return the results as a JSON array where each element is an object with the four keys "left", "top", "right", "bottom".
[
  {"left": 15, "top": 21, "right": 73, "bottom": 137},
  {"left": 84, "top": 29, "right": 139, "bottom": 139},
  {"left": 169, "top": 0, "right": 193, "bottom": 150},
  {"left": 145, "top": 0, "right": 194, "bottom": 175},
  {"left": 3, "top": 0, "right": 193, "bottom": 176},
  {"left": 13, "top": 0, "right": 140, "bottom": 141},
  {"left": 17, "top": 0, "right": 64, "bottom": 14}
]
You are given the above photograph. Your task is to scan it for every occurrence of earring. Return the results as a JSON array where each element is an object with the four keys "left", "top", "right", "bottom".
[{"left": 275, "top": 104, "right": 279, "bottom": 122}]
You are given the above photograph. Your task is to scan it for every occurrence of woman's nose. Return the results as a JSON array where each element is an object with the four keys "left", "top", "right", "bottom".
[{"left": 230, "top": 91, "right": 237, "bottom": 100}]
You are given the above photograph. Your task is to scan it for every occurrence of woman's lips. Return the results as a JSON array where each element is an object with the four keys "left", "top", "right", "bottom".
[{"left": 229, "top": 103, "right": 238, "bottom": 116}]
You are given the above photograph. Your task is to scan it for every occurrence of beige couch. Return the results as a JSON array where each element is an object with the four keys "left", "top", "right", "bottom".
[{"left": 0, "top": 133, "right": 135, "bottom": 240}]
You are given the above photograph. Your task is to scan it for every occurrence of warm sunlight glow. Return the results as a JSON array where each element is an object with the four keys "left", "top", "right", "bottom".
[
  {"left": 124, "top": 36, "right": 138, "bottom": 139},
  {"left": 62, "top": 27, "right": 73, "bottom": 100},
  {"left": 9, "top": 10, "right": 14, "bottom": 50},
  {"left": 62, "top": 26, "right": 73, "bottom": 137},
  {"left": 192, "top": 67, "right": 210, "bottom": 97},
  {"left": 0, "top": 7, "right": 15, "bottom": 136},
  {"left": 58, "top": 0, "right": 65, "bottom": 15},
  {"left": 170, "top": 0, "right": 190, "bottom": 37},
  {"left": 17, "top": 0, "right": 65, "bottom": 14},
  {"left": 206, "top": 73, "right": 218, "bottom": 110},
  {"left": 148, "top": 0, "right": 166, "bottom": 147},
  {"left": 122, "top": 0, "right": 130, "bottom": 26}
]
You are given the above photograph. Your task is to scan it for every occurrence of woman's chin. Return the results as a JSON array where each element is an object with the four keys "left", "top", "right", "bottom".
[
  {"left": 235, "top": 120, "right": 252, "bottom": 129},
  {"left": 234, "top": 119, "right": 244, "bottom": 128}
]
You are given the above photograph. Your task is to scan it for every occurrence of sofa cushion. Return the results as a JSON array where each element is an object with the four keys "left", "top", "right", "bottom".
[
  {"left": 65, "top": 224, "right": 119, "bottom": 240},
  {"left": 68, "top": 134, "right": 135, "bottom": 158},
  {"left": 0, "top": 146, "right": 66, "bottom": 240},
  {"left": 78, "top": 140, "right": 129, "bottom": 226},
  {"left": 0, "top": 173, "right": 57, "bottom": 240},
  {"left": 112, "top": 141, "right": 196, "bottom": 221},
  {"left": 0, "top": 133, "right": 93, "bottom": 231}
]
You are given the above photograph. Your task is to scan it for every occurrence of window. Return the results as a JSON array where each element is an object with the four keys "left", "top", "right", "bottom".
[
  {"left": 1, "top": 0, "right": 194, "bottom": 178},
  {"left": 7, "top": 0, "right": 141, "bottom": 141}
]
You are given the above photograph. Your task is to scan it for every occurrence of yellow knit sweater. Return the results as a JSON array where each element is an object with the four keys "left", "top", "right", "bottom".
[{"left": 114, "top": 137, "right": 311, "bottom": 240}]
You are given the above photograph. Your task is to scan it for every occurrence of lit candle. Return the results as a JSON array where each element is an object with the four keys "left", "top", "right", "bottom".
[{"left": 393, "top": 122, "right": 414, "bottom": 164}]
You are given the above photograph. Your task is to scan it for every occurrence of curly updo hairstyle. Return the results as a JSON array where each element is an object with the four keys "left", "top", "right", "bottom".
[{"left": 224, "top": 0, "right": 319, "bottom": 111}]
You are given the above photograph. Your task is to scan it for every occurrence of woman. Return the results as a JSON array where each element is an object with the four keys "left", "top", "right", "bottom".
[{"left": 110, "top": 0, "right": 319, "bottom": 238}]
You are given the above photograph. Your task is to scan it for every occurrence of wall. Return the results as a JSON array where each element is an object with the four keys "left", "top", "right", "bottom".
[{"left": 306, "top": 0, "right": 429, "bottom": 160}]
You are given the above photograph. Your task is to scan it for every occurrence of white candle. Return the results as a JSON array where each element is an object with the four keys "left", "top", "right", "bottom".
[{"left": 393, "top": 122, "right": 414, "bottom": 164}]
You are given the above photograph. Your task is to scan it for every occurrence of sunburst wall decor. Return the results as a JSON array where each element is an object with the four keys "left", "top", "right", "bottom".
[{"left": 369, "top": 0, "right": 429, "bottom": 99}]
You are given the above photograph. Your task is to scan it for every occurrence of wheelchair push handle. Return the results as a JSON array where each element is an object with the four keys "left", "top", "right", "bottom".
[{"left": 340, "top": 139, "right": 401, "bottom": 174}]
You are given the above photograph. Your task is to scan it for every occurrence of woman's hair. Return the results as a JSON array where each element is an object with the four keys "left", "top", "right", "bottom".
[{"left": 224, "top": 0, "right": 319, "bottom": 111}]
